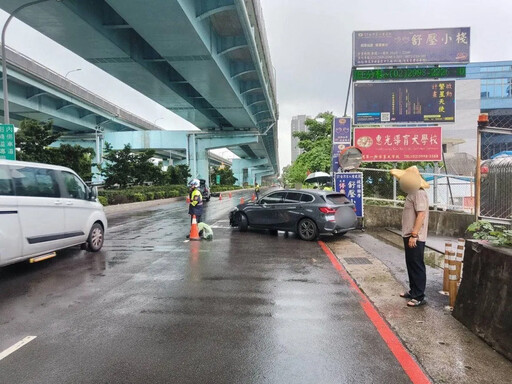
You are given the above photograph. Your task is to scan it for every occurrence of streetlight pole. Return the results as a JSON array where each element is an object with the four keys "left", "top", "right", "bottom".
[
  {"left": 2, "top": 0, "right": 53, "bottom": 124},
  {"left": 153, "top": 117, "right": 164, "bottom": 126},
  {"left": 65, "top": 68, "right": 82, "bottom": 78}
]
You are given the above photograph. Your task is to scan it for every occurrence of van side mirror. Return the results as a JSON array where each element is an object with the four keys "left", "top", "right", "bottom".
[{"left": 90, "top": 186, "right": 98, "bottom": 201}]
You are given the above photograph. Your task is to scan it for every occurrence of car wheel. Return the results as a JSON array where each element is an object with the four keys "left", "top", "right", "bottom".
[
  {"left": 238, "top": 213, "right": 248, "bottom": 232},
  {"left": 297, "top": 218, "right": 318, "bottom": 241},
  {"left": 87, "top": 223, "right": 104, "bottom": 252},
  {"left": 269, "top": 229, "right": 278, "bottom": 236}
]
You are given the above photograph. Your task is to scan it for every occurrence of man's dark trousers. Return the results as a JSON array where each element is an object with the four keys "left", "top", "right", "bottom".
[{"left": 403, "top": 237, "right": 426, "bottom": 301}]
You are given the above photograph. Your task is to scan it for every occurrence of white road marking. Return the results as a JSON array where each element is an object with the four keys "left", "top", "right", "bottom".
[
  {"left": 183, "top": 240, "right": 190, "bottom": 243},
  {"left": 0, "top": 336, "right": 37, "bottom": 362}
]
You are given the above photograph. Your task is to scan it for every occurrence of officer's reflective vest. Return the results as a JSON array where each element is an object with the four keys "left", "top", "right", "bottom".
[{"left": 190, "top": 189, "right": 203, "bottom": 207}]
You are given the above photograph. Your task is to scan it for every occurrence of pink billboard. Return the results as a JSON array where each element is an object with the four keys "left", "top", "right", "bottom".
[{"left": 354, "top": 127, "right": 442, "bottom": 162}]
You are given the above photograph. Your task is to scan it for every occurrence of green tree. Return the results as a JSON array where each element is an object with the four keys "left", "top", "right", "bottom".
[
  {"left": 131, "top": 149, "right": 163, "bottom": 186},
  {"left": 101, "top": 143, "right": 166, "bottom": 188},
  {"left": 49, "top": 144, "right": 95, "bottom": 181},
  {"left": 15, "top": 119, "right": 94, "bottom": 181},
  {"left": 212, "top": 166, "right": 237, "bottom": 186},
  {"left": 15, "top": 119, "right": 61, "bottom": 163},
  {"left": 166, "top": 164, "right": 191, "bottom": 185},
  {"left": 101, "top": 143, "right": 135, "bottom": 188},
  {"left": 293, "top": 112, "right": 334, "bottom": 152},
  {"left": 283, "top": 112, "right": 334, "bottom": 184}
]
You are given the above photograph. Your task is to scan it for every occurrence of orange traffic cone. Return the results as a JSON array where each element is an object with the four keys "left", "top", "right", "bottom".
[
  {"left": 219, "top": 193, "right": 222, "bottom": 200},
  {"left": 240, "top": 197, "right": 245, "bottom": 204},
  {"left": 251, "top": 194, "right": 256, "bottom": 202},
  {"left": 229, "top": 192, "right": 232, "bottom": 199},
  {"left": 189, "top": 215, "right": 201, "bottom": 241}
]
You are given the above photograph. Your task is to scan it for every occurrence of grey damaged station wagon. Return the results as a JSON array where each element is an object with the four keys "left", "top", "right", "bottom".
[{"left": 229, "top": 189, "right": 358, "bottom": 241}]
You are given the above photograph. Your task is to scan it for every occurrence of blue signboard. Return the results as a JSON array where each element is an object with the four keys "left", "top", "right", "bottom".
[
  {"left": 354, "top": 81, "right": 455, "bottom": 124},
  {"left": 353, "top": 27, "right": 470, "bottom": 67},
  {"left": 331, "top": 143, "right": 349, "bottom": 173},
  {"left": 335, "top": 172, "right": 363, "bottom": 217},
  {"left": 333, "top": 117, "right": 351, "bottom": 144}
]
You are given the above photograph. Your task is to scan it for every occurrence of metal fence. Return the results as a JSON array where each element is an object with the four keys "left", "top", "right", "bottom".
[
  {"left": 361, "top": 168, "right": 475, "bottom": 213},
  {"left": 477, "top": 113, "right": 512, "bottom": 224}
]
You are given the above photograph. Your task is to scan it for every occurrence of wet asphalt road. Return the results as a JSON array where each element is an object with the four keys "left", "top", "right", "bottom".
[{"left": 0, "top": 194, "right": 413, "bottom": 383}]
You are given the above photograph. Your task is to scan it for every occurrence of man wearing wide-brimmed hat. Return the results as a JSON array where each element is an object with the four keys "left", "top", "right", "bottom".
[{"left": 390, "top": 166, "right": 430, "bottom": 307}]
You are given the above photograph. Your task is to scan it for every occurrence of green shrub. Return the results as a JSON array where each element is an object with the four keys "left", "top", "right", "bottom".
[
  {"left": 98, "top": 196, "right": 108, "bottom": 206},
  {"left": 99, "top": 185, "right": 186, "bottom": 205},
  {"left": 467, "top": 220, "right": 512, "bottom": 247},
  {"left": 210, "top": 185, "right": 243, "bottom": 193}
]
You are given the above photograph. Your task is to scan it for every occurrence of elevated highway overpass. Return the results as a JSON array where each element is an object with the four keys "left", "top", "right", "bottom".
[{"left": 1, "top": 0, "right": 279, "bottom": 182}]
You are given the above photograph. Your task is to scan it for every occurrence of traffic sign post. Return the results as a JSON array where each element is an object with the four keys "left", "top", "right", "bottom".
[{"left": 0, "top": 124, "right": 15, "bottom": 160}]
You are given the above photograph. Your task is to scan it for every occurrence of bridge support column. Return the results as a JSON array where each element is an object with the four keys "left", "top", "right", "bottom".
[
  {"left": 191, "top": 135, "right": 260, "bottom": 186},
  {"left": 254, "top": 169, "right": 275, "bottom": 185},
  {"left": 232, "top": 158, "right": 268, "bottom": 186}
]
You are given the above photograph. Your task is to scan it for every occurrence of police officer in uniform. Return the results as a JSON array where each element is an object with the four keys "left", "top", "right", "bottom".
[{"left": 188, "top": 179, "right": 203, "bottom": 224}]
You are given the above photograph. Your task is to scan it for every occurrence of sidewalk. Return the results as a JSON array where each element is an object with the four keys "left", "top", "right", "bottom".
[
  {"left": 325, "top": 232, "right": 512, "bottom": 384},
  {"left": 372, "top": 228, "right": 460, "bottom": 269}
]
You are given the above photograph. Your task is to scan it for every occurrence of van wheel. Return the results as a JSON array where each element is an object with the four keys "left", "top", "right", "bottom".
[
  {"left": 87, "top": 223, "right": 104, "bottom": 252},
  {"left": 238, "top": 213, "right": 248, "bottom": 232},
  {"left": 297, "top": 218, "right": 318, "bottom": 241}
]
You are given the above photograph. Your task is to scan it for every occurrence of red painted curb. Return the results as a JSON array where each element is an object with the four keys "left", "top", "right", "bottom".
[{"left": 318, "top": 241, "right": 431, "bottom": 384}]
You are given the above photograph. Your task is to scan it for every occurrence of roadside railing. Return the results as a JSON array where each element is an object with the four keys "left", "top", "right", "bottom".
[{"left": 360, "top": 167, "right": 475, "bottom": 213}]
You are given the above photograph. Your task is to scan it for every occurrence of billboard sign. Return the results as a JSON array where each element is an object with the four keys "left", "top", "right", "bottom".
[
  {"left": 331, "top": 143, "right": 349, "bottom": 173},
  {"left": 353, "top": 67, "right": 466, "bottom": 81},
  {"left": 353, "top": 27, "right": 470, "bottom": 67},
  {"left": 354, "top": 81, "right": 455, "bottom": 124},
  {"left": 333, "top": 117, "right": 351, "bottom": 144},
  {"left": 334, "top": 172, "right": 363, "bottom": 217},
  {"left": 0, "top": 124, "right": 16, "bottom": 160},
  {"left": 354, "top": 126, "right": 442, "bottom": 162}
]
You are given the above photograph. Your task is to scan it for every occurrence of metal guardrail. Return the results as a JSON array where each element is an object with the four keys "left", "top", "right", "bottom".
[
  {"left": 1, "top": 46, "right": 161, "bottom": 131},
  {"left": 360, "top": 167, "right": 475, "bottom": 213}
]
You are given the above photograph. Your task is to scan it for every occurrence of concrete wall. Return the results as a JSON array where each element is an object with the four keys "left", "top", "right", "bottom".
[
  {"left": 453, "top": 241, "right": 512, "bottom": 361},
  {"left": 363, "top": 205, "right": 474, "bottom": 237}
]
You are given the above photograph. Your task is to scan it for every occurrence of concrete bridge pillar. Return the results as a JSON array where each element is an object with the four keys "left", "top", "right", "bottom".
[{"left": 232, "top": 158, "right": 268, "bottom": 186}]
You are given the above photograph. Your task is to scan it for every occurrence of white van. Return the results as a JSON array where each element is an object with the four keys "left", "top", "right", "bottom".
[{"left": 0, "top": 160, "right": 107, "bottom": 267}]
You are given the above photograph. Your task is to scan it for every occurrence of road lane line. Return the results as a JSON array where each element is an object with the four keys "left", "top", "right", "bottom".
[
  {"left": 0, "top": 336, "right": 37, "bottom": 362},
  {"left": 318, "top": 241, "right": 431, "bottom": 384}
]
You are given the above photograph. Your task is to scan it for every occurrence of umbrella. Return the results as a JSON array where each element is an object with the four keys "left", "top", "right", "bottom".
[{"left": 305, "top": 171, "right": 331, "bottom": 184}]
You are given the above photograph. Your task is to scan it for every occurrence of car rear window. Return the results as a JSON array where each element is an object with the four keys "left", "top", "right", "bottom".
[{"left": 326, "top": 194, "right": 350, "bottom": 205}]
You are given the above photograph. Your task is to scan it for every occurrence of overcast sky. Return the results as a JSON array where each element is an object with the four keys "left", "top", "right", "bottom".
[
  {"left": 260, "top": 0, "right": 512, "bottom": 168},
  {"left": 2, "top": 0, "right": 512, "bottom": 169}
]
